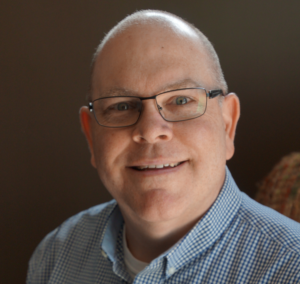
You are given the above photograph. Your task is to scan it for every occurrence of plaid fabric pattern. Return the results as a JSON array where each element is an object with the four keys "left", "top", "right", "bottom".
[{"left": 27, "top": 168, "right": 300, "bottom": 283}]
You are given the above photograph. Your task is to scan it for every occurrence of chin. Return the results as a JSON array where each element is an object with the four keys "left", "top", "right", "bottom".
[{"left": 126, "top": 188, "right": 186, "bottom": 223}]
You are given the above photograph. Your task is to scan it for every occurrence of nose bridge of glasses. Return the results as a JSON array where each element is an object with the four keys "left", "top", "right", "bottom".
[
  {"left": 139, "top": 95, "right": 157, "bottom": 101},
  {"left": 138, "top": 94, "right": 162, "bottom": 112}
]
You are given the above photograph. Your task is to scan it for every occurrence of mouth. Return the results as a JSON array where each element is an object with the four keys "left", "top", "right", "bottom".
[{"left": 131, "top": 161, "right": 185, "bottom": 171}]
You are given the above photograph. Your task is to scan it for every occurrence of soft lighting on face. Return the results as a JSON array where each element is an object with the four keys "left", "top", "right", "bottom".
[{"left": 144, "top": 12, "right": 198, "bottom": 38}]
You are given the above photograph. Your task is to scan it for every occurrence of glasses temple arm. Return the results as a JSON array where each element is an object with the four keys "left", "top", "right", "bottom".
[{"left": 208, "top": 89, "right": 223, "bottom": 99}]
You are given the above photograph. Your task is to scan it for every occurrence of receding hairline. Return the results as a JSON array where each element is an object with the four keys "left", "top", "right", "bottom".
[{"left": 88, "top": 10, "right": 228, "bottom": 101}]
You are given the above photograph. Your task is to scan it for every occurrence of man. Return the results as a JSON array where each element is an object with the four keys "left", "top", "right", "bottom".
[{"left": 27, "top": 10, "right": 300, "bottom": 283}]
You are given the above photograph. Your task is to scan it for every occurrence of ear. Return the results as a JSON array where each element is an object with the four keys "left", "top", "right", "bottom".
[
  {"left": 221, "top": 93, "right": 240, "bottom": 161},
  {"left": 79, "top": 106, "right": 97, "bottom": 168}
]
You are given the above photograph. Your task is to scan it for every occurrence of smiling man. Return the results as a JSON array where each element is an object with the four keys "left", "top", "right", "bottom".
[{"left": 27, "top": 10, "right": 300, "bottom": 283}]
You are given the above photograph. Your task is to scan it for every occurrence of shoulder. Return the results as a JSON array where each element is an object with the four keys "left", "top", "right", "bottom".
[
  {"left": 50, "top": 199, "right": 117, "bottom": 245},
  {"left": 238, "top": 193, "right": 300, "bottom": 253},
  {"left": 58, "top": 199, "right": 117, "bottom": 235},
  {"left": 27, "top": 200, "right": 117, "bottom": 283},
  {"left": 35, "top": 199, "right": 117, "bottom": 252}
]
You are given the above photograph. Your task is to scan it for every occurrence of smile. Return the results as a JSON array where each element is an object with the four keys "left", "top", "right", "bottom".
[{"left": 133, "top": 161, "right": 183, "bottom": 170}]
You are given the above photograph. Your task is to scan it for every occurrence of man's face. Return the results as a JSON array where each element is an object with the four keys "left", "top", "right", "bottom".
[{"left": 81, "top": 23, "right": 239, "bottom": 225}]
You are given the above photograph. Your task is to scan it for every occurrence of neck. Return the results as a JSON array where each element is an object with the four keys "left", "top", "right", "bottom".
[{"left": 122, "top": 210, "right": 205, "bottom": 263}]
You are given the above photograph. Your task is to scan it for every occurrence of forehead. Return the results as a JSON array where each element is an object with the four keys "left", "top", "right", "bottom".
[{"left": 92, "top": 23, "right": 215, "bottom": 98}]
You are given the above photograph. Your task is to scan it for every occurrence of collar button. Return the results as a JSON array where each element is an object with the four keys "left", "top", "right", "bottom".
[
  {"left": 168, "top": 267, "right": 176, "bottom": 275},
  {"left": 101, "top": 250, "right": 108, "bottom": 258}
]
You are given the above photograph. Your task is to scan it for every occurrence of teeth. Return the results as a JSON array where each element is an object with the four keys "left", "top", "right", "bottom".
[
  {"left": 140, "top": 166, "right": 148, "bottom": 169},
  {"left": 136, "top": 162, "right": 181, "bottom": 170}
]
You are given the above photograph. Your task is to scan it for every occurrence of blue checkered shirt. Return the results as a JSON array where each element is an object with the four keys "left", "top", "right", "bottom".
[{"left": 27, "top": 168, "right": 300, "bottom": 283}]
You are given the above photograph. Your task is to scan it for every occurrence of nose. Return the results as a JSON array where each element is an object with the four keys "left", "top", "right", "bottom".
[{"left": 132, "top": 99, "right": 173, "bottom": 144}]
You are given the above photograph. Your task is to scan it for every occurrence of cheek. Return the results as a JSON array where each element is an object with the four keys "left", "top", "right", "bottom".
[
  {"left": 176, "top": 115, "right": 226, "bottom": 168},
  {"left": 178, "top": 118, "right": 221, "bottom": 147},
  {"left": 92, "top": 129, "right": 128, "bottom": 177}
]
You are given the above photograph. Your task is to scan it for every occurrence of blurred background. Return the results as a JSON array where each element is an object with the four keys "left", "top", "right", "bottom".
[{"left": 1, "top": 1, "right": 300, "bottom": 282}]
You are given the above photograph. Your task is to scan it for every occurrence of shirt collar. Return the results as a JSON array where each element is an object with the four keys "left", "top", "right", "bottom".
[
  {"left": 101, "top": 202, "right": 123, "bottom": 262},
  {"left": 101, "top": 166, "right": 241, "bottom": 276}
]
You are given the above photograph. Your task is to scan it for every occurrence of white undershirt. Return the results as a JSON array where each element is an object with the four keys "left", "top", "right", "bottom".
[{"left": 123, "top": 224, "right": 149, "bottom": 278}]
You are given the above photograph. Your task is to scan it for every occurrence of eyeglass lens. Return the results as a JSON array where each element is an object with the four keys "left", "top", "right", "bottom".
[{"left": 92, "top": 88, "right": 207, "bottom": 127}]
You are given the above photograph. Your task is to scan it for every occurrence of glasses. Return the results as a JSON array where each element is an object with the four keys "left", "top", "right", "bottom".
[{"left": 88, "top": 87, "right": 224, "bottom": 128}]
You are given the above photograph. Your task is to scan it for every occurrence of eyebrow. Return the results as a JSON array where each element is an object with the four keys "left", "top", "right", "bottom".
[{"left": 99, "top": 78, "right": 204, "bottom": 98}]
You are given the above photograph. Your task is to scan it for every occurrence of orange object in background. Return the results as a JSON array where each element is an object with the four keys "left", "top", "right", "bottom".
[{"left": 256, "top": 153, "right": 300, "bottom": 222}]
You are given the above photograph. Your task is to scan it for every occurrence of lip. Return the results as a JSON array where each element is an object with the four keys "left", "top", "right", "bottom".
[
  {"left": 127, "top": 160, "right": 187, "bottom": 176},
  {"left": 128, "top": 159, "right": 185, "bottom": 167}
]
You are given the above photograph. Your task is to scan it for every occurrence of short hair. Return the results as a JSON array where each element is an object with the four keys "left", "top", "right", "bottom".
[{"left": 88, "top": 10, "right": 228, "bottom": 101}]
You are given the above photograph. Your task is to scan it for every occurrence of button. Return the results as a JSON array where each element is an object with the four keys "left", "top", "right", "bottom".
[
  {"left": 101, "top": 250, "right": 108, "bottom": 258},
  {"left": 168, "top": 267, "right": 176, "bottom": 275}
]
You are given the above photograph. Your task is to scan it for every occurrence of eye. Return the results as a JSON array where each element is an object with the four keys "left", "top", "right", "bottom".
[
  {"left": 176, "top": 96, "right": 188, "bottom": 105},
  {"left": 117, "top": 102, "right": 129, "bottom": 111}
]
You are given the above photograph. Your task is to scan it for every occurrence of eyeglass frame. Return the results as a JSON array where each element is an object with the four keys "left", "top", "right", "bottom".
[{"left": 88, "top": 87, "right": 224, "bottom": 128}]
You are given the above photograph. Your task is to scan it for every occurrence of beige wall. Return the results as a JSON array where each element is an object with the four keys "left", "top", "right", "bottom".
[{"left": 1, "top": 1, "right": 300, "bottom": 282}]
